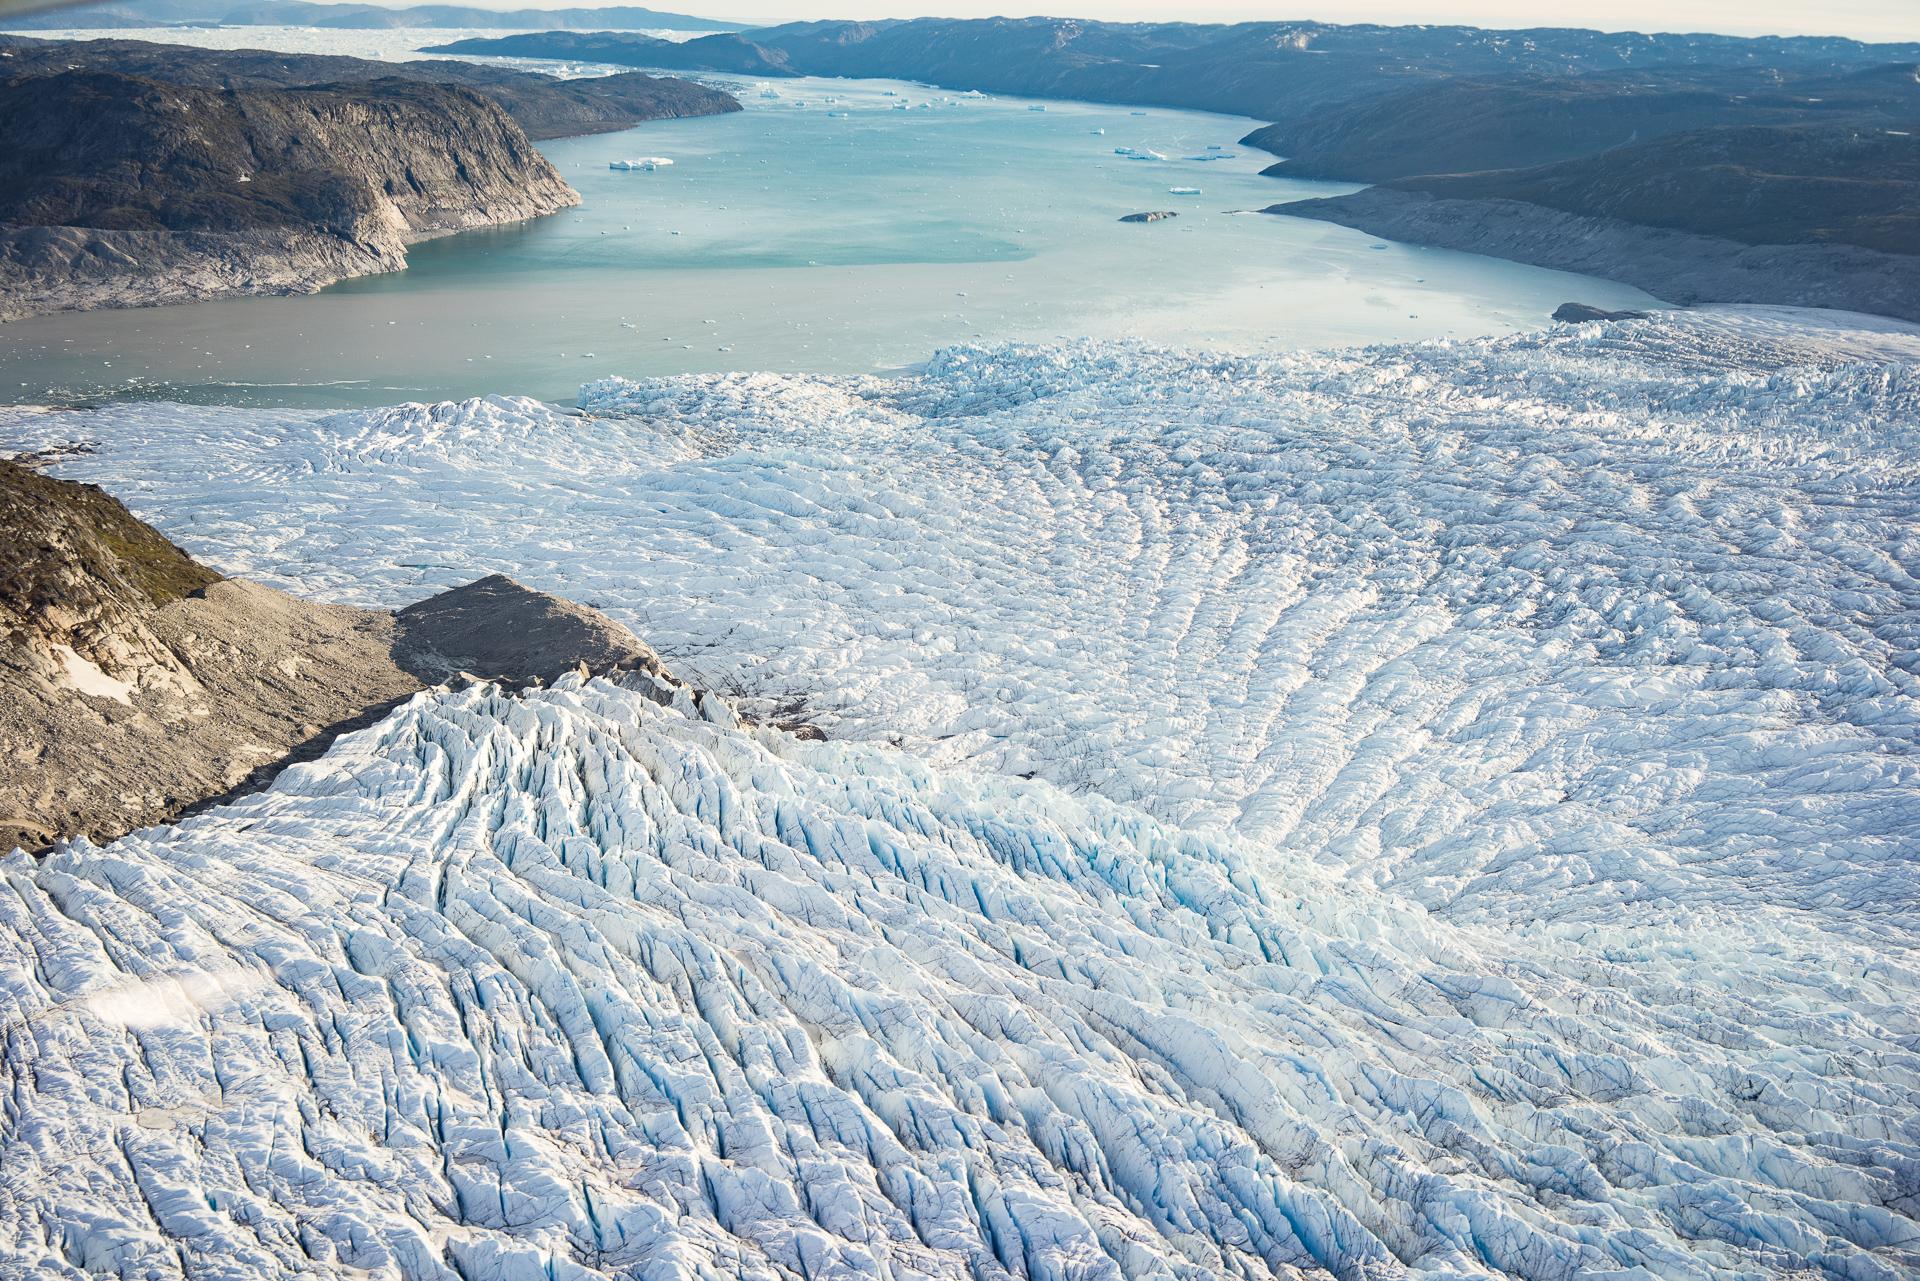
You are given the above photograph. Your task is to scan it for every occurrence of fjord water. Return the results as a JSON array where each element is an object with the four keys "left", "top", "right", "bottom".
[{"left": 0, "top": 49, "right": 1657, "bottom": 407}]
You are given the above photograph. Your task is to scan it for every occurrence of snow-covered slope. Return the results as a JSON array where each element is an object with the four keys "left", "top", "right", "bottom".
[{"left": 2, "top": 306, "right": 1918, "bottom": 1278}]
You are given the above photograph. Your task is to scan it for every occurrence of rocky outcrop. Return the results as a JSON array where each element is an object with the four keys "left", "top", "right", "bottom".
[
  {"left": 0, "top": 460, "right": 680, "bottom": 851},
  {"left": 0, "top": 70, "right": 580, "bottom": 319},
  {"left": 393, "top": 573, "right": 669, "bottom": 687},
  {"left": 1119, "top": 211, "right": 1178, "bottom": 223},
  {"left": 1553, "top": 302, "right": 1650, "bottom": 323},
  {"left": 1268, "top": 187, "right": 1920, "bottom": 322}
]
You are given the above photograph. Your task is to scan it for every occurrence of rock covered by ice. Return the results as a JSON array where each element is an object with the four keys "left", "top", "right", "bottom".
[{"left": 3, "top": 671, "right": 1916, "bottom": 1280}]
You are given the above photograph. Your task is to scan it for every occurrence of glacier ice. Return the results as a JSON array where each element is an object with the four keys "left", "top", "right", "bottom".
[
  {"left": 1, "top": 307, "right": 1918, "bottom": 1278},
  {"left": 4, "top": 673, "right": 1916, "bottom": 1280}
]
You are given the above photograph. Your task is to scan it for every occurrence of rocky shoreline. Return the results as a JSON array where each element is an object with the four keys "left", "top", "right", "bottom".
[
  {"left": 1268, "top": 187, "right": 1920, "bottom": 323},
  {"left": 0, "top": 39, "right": 739, "bottom": 321},
  {"left": 1, "top": 73, "right": 581, "bottom": 321}
]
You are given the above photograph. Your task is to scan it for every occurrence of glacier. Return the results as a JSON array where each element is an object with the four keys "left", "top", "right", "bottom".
[{"left": 2, "top": 306, "right": 1918, "bottom": 1278}]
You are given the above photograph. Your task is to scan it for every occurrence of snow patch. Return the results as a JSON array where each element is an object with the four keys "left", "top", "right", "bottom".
[{"left": 53, "top": 643, "right": 133, "bottom": 704}]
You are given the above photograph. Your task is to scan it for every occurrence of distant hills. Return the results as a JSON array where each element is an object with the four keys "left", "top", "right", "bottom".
[
  {"left": 438, "top": 17, "right": 1920, "bottom": 313},
  {"left": 1239, "top": 63, "right": 1920, "bottom": 183},
  {"left": 1359, "top": 122, "right": 1919, "bottom": 256},
  {"left": 7, "top": 10, "right": 1917, "bottom": 315},
  {"left": 1, "top": 0, "right": 733, "bottom": 31},
  {"left": 444, "top": 18, "right": 1920, "bottom": 125}
]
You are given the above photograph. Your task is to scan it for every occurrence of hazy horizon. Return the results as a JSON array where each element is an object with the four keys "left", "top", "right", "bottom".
[{"left": 366, "top": 0, "right": 1920, "bottom": 44}]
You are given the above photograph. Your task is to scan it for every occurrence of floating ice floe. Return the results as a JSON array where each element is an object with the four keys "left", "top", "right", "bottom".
[
  {"left": 608, "top": 157, "right": 674, "bottom": 171},
  {"left": 1168, "top": 185, "right": 1201, "bottom": 194}
]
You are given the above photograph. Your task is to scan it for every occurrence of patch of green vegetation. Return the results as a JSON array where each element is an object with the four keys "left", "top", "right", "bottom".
[{"left": 0, "top": 459, "right": 219, "bottom": 625}]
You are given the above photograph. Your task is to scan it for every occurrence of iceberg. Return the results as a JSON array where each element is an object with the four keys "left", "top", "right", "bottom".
[
  {"left": 608, "top": 157, "right": 673, "bottom": 171},
  {"left": 1168, "top": 185, "right": 1201, "bottom": 194}
]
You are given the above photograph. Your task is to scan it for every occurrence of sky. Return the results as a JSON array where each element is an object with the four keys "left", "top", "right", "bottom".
[{"left": 481, "top": 0, "right": 1920, "bottom": 42}]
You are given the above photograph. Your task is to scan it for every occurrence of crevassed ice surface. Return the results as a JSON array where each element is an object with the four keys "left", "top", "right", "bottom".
[
  {"left": 4, "top": 677, "right": 1916, "bottom": 1281},
  {"left": 2, "top": 307, "right": 1918, "bottom": 1278}
]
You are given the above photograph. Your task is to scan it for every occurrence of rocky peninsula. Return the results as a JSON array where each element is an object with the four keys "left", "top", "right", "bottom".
[{"left": 0, "top": 38, "right": 739, "bottom": 319}]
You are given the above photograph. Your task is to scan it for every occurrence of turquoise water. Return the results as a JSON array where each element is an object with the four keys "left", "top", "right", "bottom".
[{"left": 0, "top": 55, "right": 1658, "bottom": 408}]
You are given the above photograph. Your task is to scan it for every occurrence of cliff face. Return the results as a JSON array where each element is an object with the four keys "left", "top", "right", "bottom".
[{"left": 0, "top": 70, "right": 580, "bottom": 318}]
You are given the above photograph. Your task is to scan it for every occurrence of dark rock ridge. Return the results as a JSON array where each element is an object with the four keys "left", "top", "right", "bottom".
[
  {"left": 393, "top": 573, "right": 669, "bottom": 687},
  {"left": 0, "top": 36, "right": 743, "bottom": 140},
  {"left": 1, "top": 0, "right": 733, "bottom": 30},
  {"left": 0, "top": 460, "right": 689, "bottom": 853},
  {"left": 1119, "top": 211, "right": 1178, "bottom": 223},
  {"left": 0, "top": 70, "right": 580, "bottom": 319},
  {"left": 1269, "top": 186, "right": 1920, "bottom": 323},
  {"left": 1553, "top": 303, "right": 1651, "bottom": 323}
]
